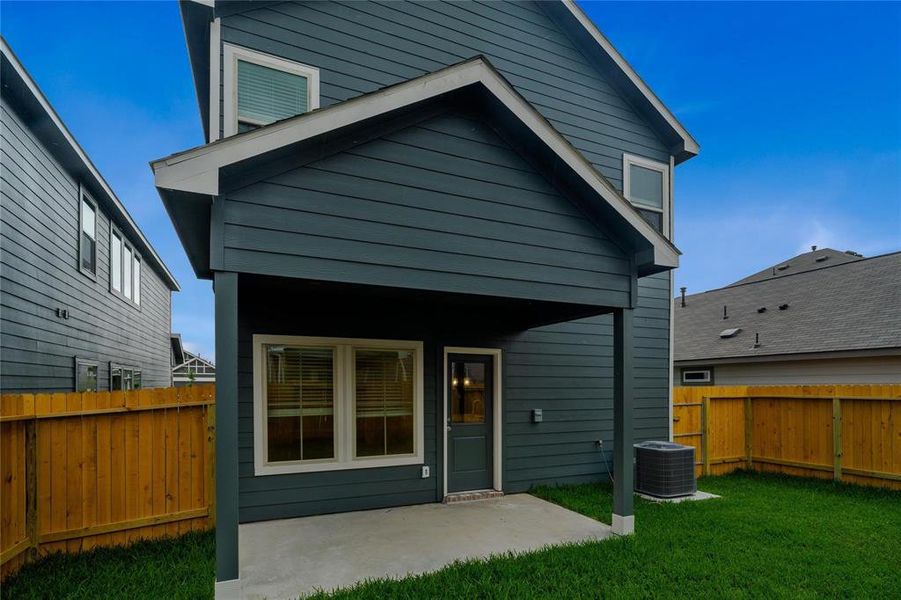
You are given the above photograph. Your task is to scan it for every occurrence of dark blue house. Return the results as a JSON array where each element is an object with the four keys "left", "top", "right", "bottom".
[
  {"left": 1, "top": 38, "right": 179, "bottom": 393},
  {"left": 154, "top": 1, "right": 698, "bottom": 595}
]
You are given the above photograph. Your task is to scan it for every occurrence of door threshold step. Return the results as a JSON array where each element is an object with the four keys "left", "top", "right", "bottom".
[{"left": 444, "top": 490, "right": 504, "bottom": 504}]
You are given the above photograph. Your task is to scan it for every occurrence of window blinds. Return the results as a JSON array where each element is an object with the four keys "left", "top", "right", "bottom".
[{"left": 237, "top": 59, "right": 308, "bottom": 127}]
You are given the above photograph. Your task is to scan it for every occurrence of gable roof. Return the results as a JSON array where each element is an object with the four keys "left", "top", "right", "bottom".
[
  {"left": 728, "top": 247, "right": 864, "bottom": 286},
  {"left": 545, "top": 1, "right": 699, "bottom": 163},
  {"left": 0, "top": 37, "right": 179, "bottom": 292},
  {"left": 675, "top": 252, "right": 901, "bottom": 364},
  {"left": 180, "top": 1, "right": 698, "bottom": 162},
  {"left": 153, "top": 56, "right": 679, "bottom": 278}
]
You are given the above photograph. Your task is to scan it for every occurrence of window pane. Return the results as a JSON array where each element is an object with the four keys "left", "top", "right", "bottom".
[
  {"left": 265, "top": 345, "right": 334, "bottom": 462},
  {"left": 355, "top": 349, "right": 414, "bottom": 458},
  {"left": 450, "top": 361, "right": 486, "bottom": 423},
  {"left": 76, "top": 362, "right": 97, "bottom": 392},
  {"left": 123, "top": 369, "right": 133, "bottom": 391},
  {"left": 81, "top": 199, "right": 96, "bottom": 273},
  {"left": 133, "top": 370, "right": 142, "bottom": 389},
  {"left": 133, "top": 256, "right": 141, "bottom": 305},
  {"left": 111, "top": 366, "right": 122, "bottom": 391},
  {"left": 111, "top": 233, "right": 121, "bottom": 292},
  {"left": 237, "top": 59, "right": 308, "bottom": 126},
  {"left": 629, "top": 164, "right": 664, "bottom": 209},
  {"left": 123, "top": 246, "right": 132, "bottom": 299}
]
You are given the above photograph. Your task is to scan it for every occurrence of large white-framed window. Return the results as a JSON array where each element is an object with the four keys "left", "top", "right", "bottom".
[
  {"left": 109, "top": 224, "right": 141, "bottom": 308},
  {"left": 253, "top": 335, "right": 424, "bottom": 476},
  {"left": 623, "top": 153, "right": 671, "bottom": 237},
  {"left": 223, "top": 43, "right": 320, "bottom": 138}
]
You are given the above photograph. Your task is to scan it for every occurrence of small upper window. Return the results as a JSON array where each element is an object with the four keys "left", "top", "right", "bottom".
[
  {"left": 682, "top": 369, "right": 711, "bottom": 384},
  {"left": 224, "top": 44, "right": 320, "bottom": 137},
  {"left": 79, "top": 187, "right": 97, "bottom": 276},
  {"left": 623, "top": 154, "right": 670, "bottom": 236}
]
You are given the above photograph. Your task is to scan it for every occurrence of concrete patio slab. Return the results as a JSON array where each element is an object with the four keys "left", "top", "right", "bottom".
[
  {"left": 238, "top": 494, "right": 612, "bottom": 599},
  {"left": 637, "top": 490, "right": 721, "bottom": 503}
]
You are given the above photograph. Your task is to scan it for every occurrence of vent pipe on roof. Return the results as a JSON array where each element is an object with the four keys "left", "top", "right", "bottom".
[
  {"left": 811, "top": 245, "right": 817, "bottom": 252},
  {"left": 753, "top": 332, "right": 760, "bottom": 348},
  {"left": 723, "top": 305, "right": 728, "bottom": 320},
  {"left": 680, "top": 287, "right": 686, "bottom": 307}
]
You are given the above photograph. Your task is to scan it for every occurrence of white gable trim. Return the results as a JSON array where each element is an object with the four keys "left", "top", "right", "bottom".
[
  {"left": 559, "top": 0, "right": 699, "bottom": 158},
  {"left": 152, "top": 57, "right": 678, "bottom": 269}
]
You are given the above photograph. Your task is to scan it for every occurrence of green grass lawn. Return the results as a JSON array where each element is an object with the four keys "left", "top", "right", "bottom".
[{"left": 3, "top": 472, "right": 899, "bottom": 599}]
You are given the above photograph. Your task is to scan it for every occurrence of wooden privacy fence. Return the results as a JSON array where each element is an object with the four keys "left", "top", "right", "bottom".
[
  {"left": 0, "top": 385, "right": 216, "bottom": 580},
  {"left": 673, "top": 384, "right": 901, "bottom": 489}
]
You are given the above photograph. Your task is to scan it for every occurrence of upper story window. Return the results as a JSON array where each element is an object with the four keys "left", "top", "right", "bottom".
[
  {"left": 110, "top": 224, "right": 141, "bottom": 307},
  {"left": 79, "top": 186, "right": 97, "bottom": 277},
  {"left": 623, "top": 154, "right": 671, "bottom": 237},
  {"left": 223, "top": 44, "right": 320, "bottom": 137}
]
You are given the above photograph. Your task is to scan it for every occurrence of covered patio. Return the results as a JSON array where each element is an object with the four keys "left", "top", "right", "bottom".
[{"left": 238, "top": 493, "right": 612, "bottom": 599}]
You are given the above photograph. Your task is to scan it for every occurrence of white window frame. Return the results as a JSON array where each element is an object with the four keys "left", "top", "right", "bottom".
[
  {"left": 109, "top": 223, "right": 141, "bottom": 309},
  {"left": 78, "top": 184, "right": 98, "bottom": 279},
  {"left": 223, "top": 43, "right": 320, "bottom": 138},
  {"left": 623, "top": 153, "right": 671, "bottom": 237},
  {"left": 253, "top": 334, "right": 424, "bottom": 476},
  {"left": 682, "top": 369, "right": 711, "bottom": 384}
]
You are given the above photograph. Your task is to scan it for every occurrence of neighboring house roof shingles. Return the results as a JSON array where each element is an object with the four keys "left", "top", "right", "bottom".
[
  {"left": 675, "top": 252, "right": 901, "bottom": 363},
  {"left": 729, "top": 247, "right": 864, "bottom": 286}
]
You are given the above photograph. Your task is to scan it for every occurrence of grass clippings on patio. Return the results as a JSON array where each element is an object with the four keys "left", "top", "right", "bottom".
[{"left": 2, "top": 472, "right": 899, "bottom": 599}]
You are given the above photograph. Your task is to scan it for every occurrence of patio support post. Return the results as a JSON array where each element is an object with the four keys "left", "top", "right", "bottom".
[
  {"left": 214, "top": 271, "right": 241, "bottom": 598},
  {"left": 612, "top": 306, "right": 635, "bottom": 535}
]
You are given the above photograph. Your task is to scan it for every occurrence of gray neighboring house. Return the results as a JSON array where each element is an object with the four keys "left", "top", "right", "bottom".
[
  {"left": 172, "top": 338, "right": 216, "bottom": 387},
  {"left": 154, "top": 1, "right": 699, "bottom": 594},
  {"left": 675, "top": 249, "right": 901, "bottom": 386},
  {"left": 1, "top": 38, "right": 179, "bottom": 393}
]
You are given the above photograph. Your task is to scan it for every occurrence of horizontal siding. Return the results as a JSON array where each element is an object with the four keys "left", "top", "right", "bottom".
[
  {"left": 217, "top": 0, "right": 671, "bottom": 185},
  {"left": 496, "top": 272, "right": 670, "bottom": 491},
  {"left": 1, "top": 97, "right": 172, "bottom": 392},
  {"left": 236, "top": 270, "right": 670, "bottom": 520},
  {"left": 706, "top": 356, "right": 901, "bottom": 386},
  {"left": 222, "top": 111, "right": 632, "bottom": 306}
]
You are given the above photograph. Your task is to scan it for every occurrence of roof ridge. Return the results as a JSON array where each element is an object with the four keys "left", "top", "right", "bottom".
[{"left": 681, "top": 249, "right": 901, "bottom": 299}]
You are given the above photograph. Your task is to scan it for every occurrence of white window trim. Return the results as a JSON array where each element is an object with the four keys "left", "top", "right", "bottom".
[
  {"left": 682, "top": 369, "right": 711, "bottom": 384},
  {"left": 223, "top": 43, "right": 320, "bottom": 138},
  {"left": 623, "top": 153, "right": 671, "bottom": 237},
  {"left": 109, "top": 223, "right": 141, "bottom": 309},
  {"left": 78, "top": 184, "right": 97, "bottom": 280},
  {"left": 253, "top": 334, "right": 424, "bottom": 476},
  {"left": 441, "top": 347, "right": 503, "bottom": 497}
]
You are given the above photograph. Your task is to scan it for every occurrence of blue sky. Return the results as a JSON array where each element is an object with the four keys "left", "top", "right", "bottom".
[{"left": 3, "top": 1, "right": 899, "bottom": 359}]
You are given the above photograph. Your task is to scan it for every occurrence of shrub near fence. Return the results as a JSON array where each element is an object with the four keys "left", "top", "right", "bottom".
[
  {"left": 673, "top": 384, "right": 901, "bottom": 490},
  {"left": 0, "top": 385, "right": 215, "bottom": 580}
]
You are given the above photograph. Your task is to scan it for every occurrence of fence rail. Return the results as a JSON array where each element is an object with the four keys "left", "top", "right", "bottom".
[
  {"left": 0, "top": 385, "right": 215, "bottom": 580},
  {"left": 673, "top": 384, "right": 901, "bottom": 489}
]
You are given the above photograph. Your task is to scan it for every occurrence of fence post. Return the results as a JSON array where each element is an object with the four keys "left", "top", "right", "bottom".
[
  {"left": 832, "top": 397, "right": 842, "bottom": 481},
  {"left": 745, "top": 396, "right": 753, "bottom": 469},
  {"left": 206, "top": 401, "right": 216, "bottom": 529},
  {"left": 25, "top": 411, "right": 38, "bottom": 562},
  {"left": 702, "top": 396, "right": 711, "bottom": 477}
]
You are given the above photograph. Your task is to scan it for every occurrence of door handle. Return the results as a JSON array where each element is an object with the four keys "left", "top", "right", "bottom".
[{"left": 446, "top": 425, "right": 452, "bottom": 432}]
